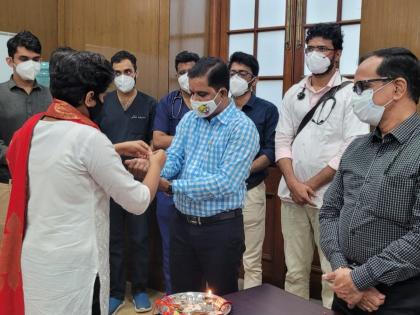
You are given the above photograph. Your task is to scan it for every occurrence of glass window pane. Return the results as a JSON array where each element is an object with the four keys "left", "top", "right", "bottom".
[
  {"left": 230, "top": 0, "right": 255, "bottom": 30},
  {"left": 340, "top": 24, "right": 360, "bottom": 74},
  {"left": 342, "top": 0, "right": 362, "bottom": 20},
  {"left": 229, "top": 33, "right": 254, "bottom": 57},
  {"left": 306, "top": 0, "right": 337, "bottom": 24},
  {"left": 257, "top": 31, "right": 285, "bottom": 76},
  {"left": 258, "top": 0, "right": 286, "bottom": 27},
  {"left": 256, "top": 80, "right": 283, "bottom": 110}
]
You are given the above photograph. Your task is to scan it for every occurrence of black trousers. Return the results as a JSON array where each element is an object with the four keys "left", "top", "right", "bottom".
[
  {"left": 332, "top": 275, "right": 420, "bottom": 315},
  {"left": 109, "top": 198, "right": 149, "bottom": 300},
  {"left": 169, "top": 210, "right": 245, "bottom": 296}
]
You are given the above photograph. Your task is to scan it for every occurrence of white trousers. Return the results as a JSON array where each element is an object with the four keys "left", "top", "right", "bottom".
[
  {"left": 281, "top": 201, "right": 333, "bottom": 308},
  {"left": 242, "top": 181, "right": 266, "bottom": 289}
]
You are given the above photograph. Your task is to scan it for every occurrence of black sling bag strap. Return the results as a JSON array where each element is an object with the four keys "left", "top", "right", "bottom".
[{"left": 295, "top": 80, "right": 352, "bottom": 138}]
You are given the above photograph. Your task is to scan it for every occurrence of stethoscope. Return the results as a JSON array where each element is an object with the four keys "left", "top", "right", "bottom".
[
  {"left": 297, "top": 87, "right": 306, "bottom": 100},
  {"left": 296, "top": 77, "right": 343, "bottom": 125},
  {"left": 171, "top": 91, "right": 184, "bottom": 119}
]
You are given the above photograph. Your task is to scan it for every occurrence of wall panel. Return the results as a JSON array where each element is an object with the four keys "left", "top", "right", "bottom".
[
  {"left": 360, "top": 0, "right": 420, "bottom": 58},
  {"left": 62, "top": 0, "right": 169, "bottom": 99},
  {"left": 0, "top": 0, "right": 58, "bottom": 59}
]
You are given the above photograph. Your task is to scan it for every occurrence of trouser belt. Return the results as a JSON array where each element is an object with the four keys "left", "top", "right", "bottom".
[{"left": 177, "top": 208, "right": 242, "bottom": 226}]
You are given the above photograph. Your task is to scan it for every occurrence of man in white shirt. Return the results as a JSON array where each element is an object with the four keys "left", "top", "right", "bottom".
[{"left": 275, "top": 22, "right": 369, "bottom": 308}]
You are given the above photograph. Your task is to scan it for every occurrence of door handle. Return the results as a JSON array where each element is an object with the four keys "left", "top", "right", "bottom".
[
  {"left": 296, "top": 0, "right": 304, "bottom": 49},
  {"left": 285, "top": 0, "right": 293, "bottom": 50}
]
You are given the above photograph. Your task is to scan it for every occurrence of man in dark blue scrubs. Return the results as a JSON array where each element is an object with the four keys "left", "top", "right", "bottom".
[
  {"left": 153, "top": 50, "right": 199, "bottom": 294},
  {"left": 97, "top": 50, "right": 156, "bottom": 314}
]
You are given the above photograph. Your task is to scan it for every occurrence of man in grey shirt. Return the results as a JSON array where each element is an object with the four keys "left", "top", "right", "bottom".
[
  {"left": 320, "top": 47, "right": 420, "bottom": 314},
  {"left": 0, "top": 31, "right": 52, "bottom": 239}
]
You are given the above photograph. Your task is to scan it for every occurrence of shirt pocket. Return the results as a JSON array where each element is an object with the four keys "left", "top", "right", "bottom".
[{"left": 375, "top": 175, "right": 416, "bottom": 224}]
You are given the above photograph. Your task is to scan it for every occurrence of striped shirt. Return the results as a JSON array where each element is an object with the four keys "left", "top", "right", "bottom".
[
  {"left": 161, "top": 101, "right": 259, "bottom": 217},
  {"left": 320, "top": 113, "right": 420, "bottom": 290}
]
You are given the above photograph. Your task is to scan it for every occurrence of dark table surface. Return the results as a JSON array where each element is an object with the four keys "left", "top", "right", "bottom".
[{"left": 224, "top": 283, "right": 340, "bottom": 315}]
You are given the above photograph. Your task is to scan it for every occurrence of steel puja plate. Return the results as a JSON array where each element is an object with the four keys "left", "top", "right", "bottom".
[{"left": 155, "top": 291, "right": 232, "bottom": 315}]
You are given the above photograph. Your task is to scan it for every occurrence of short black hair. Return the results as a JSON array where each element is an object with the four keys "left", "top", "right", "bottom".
[
  {"left": 306, "top": 23, "right": 343, "bottom": 50},
  {"left": 50, "top": 51, "right": 114, "bottom": 107},
  {"left": 360, "top": 47, "right": 420, "bottom": 103},
  {"left": 111, "top": 50, "right": 137, "bottom": 71},
  {"left": 7, "top": 31, "right": 42, "bottom": 57},
  {"left": 228, "top": 52, "right": 259, "bottom": 76},
  {"left": 175, "top": 50, "right": 200, "bottom": 71},
  {"left": 188, "top": 57, "right": 230, "bottom": 91},
  {"left": 49, "top": 46, "right": 76, "bottom": 75}
]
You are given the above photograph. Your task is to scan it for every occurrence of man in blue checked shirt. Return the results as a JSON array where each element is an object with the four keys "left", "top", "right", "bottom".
[{"left": 160, "top": 57, "right": 259, "bottom": 295}]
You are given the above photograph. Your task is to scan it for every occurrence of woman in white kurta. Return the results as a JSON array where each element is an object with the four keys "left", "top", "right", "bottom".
[{"left": 21, "top": 120, "right": 151, "bottom": 315}]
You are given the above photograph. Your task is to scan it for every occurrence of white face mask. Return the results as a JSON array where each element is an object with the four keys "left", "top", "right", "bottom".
[
  {"left": 230, "top": 75, "right": 251, "bottom": 97},
  {"left": 305, "top": 51, "right": 331, "bottom": 74},
  {"left": 191, "top": 90, "right": 221, "bottom": 118},
  {"left": 15, "top": 60, "right": 41, "bottom": 81},
  {"left": 178, "top": 72, "right": 190, "bottom": 94},
  {"left": 114, "top": 74, "right": 135, "bottom": 93},
  {"left": 351, "top": 81, "right": 394, "bottom": 126}
]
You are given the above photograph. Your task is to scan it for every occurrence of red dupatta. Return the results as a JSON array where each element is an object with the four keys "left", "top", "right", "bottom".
[{"left": 0, "top": 99, "right": 99, "bottom": 315}]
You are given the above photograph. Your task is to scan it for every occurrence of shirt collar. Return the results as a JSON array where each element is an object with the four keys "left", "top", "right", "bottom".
[
  {"left": 214, "top": 100, "right": 236, "bottom": 125},
  {"left": 304, "top": 70, "right": 341, "bottom": 93},
  {"left": 243, "top": 93, "right": 257, "bottom": 109},
  {"left": 372, "top": 113, "right": 420, "bottom": 144},
  {"left": 7, "top": 76, "right": 41, "bottom": 90}
]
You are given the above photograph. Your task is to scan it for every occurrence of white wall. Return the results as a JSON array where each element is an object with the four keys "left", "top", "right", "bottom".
[{"left": 0, "top": 31, "right": 15, "bottom": 83}]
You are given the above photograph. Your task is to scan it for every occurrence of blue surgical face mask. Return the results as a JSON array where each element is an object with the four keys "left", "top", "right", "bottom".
[{"left": 351, "top": 81, "right": 394, "bottom": 126}]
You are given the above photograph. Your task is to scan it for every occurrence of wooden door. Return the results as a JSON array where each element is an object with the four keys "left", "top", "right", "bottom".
[
  {"left": 359, "top": 0, "right": 420, "bottom": 110},
  {"left": 359, "top": 0, "right": 420, "bottom": 58}
]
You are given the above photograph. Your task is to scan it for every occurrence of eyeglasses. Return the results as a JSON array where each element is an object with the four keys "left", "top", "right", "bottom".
[
  {"left": 229, "top": 70, "right": 253, "bottom": 80},
  {"left": 304, "top": 46, "right": 335, "bottom": 54},
  {"left": 353, "top": 77, "right": 393, "bottom": 95}
]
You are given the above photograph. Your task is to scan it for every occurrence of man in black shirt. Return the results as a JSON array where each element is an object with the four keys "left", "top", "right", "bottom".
[{"left": 96, "top": 50, "right": 156, "bottom": 314}]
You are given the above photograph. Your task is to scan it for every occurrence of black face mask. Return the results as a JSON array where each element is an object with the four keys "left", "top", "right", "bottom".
[{"left": 87, "top": 95, "right": 103, "bottom": 123}]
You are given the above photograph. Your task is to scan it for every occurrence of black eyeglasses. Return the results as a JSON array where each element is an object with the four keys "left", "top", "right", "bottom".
[
  {"left": 229, "top": 70, "right": 253, "bottom": 80},
  {"left": 353, "top": 77, "right": 393, "bottom": 95},
  {"left": 304, "top": 46, "right": 335, "bottom": 54}
]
